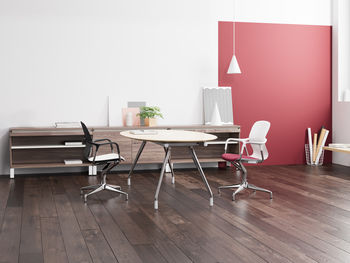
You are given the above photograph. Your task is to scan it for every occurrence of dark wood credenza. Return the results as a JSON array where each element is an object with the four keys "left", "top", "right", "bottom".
[{"left": 9, "top": 125, "right": 240, "bottom": 178}]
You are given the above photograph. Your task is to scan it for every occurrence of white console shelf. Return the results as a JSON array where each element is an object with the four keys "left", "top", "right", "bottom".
[
  {"left": 9, "top": 125, "right": 240, "bottom": 178},
  {"left": 12, "top": 145, "right": 86, "bottom": 149},
  {"left": 9, "top": 127, "right": 96, "bottom": 178}
]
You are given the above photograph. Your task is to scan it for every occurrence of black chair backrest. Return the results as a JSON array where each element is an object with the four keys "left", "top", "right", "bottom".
[{"left": 81, "top": 121, "right": 93, "bottom": 161}]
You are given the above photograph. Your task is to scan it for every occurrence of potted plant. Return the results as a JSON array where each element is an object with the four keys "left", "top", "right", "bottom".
[{"left": 137, "top": 106, "right": 163, "bottom": 127}]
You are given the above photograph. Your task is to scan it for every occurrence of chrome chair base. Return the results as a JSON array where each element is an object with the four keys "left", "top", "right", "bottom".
[
  {"left": 218, "top": 181, "right": 272, "bottom": 201},
  {"left": 218, "top": 159, "right": 272, "bottom": 201},
  {"left": 81, "top": 161, "right": 128, "bottom": 202},
  {"left": 81, "top": 183, "right": 128, "bottom": 202}
]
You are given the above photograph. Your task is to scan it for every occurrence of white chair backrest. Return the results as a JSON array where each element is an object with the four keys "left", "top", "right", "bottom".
[{"left": 248, "top": 121, "right": 271, "bottom": 160}]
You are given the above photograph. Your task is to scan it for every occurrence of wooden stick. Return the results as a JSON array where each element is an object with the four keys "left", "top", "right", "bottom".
[
  {"left": 312, "top": 133, "right": 318, "bottom": 163},
  {"left": 315, "top": 128, "right": 326, "bottom": 162},
  {"left": 315, "top": 129, "right": 329, "bottom": 165}
]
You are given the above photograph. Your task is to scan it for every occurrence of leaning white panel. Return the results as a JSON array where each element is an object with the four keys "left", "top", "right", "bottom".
[{"left": 203, "top": 87, "right": 234, "bottom": 125}]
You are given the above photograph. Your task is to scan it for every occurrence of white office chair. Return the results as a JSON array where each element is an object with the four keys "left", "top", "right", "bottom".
[{"left": 218, "top": 120, "right": 273, "bottom": 201}]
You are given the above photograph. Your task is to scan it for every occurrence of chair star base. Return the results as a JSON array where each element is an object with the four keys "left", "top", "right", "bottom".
[
  {"left": 81, "top": 183, "right": 128, "bottom": 202},
  {"left": 218, "top": 180, "right": 272, "bottom": 201}
]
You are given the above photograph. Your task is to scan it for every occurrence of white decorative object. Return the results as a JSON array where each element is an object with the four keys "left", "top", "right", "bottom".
[
  {"left": 210, "top": 103, "right": 223, "bottom": 125},
  {"left": 126, "top": 112, "right": 133, "bottom": 126},
  {"left": 203, "top": 87, "right": 233, "bottom": 125},
  {"left": 227, "top": 0, "right": 241, "bottom": 74}
]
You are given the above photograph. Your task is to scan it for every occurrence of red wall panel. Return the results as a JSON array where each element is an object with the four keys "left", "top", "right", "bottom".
[{"left": 219, "top": 22, "right": 332, "bottom": 165}]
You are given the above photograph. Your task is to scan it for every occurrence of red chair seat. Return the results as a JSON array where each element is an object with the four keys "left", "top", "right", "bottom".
[{"left": 222, "top": 153, "right": 258, "bottom": 162}]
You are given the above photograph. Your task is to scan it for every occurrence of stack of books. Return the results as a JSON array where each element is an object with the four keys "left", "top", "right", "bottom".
[
  {"left": 55, "top": 122, "right": 81, "bottom": 128},
  {"left": 65, "top": 141, "right": 83, "bottom": 146},
  {"left": 130, "top": 130, "right": 158, "bottom": 135},
  {"left": 64, "top": 159, "right": 83, "bottom": 165}
]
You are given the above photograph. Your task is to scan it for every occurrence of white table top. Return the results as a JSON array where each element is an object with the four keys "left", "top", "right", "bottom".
[{"left": 120, "top": 129, "right": 217, "bottom": 143}]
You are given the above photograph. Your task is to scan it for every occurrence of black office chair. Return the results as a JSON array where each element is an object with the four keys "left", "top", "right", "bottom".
[{"left": 80, "top": 121, "right": 128, "bottom": 202}]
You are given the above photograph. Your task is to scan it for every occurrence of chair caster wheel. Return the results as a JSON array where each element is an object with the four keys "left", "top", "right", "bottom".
[
  {"left": 270, "top": 194, "right": 273, "bottom": 199},
  {"left": 80, "top": 190, "right": 83, "bottom": 195},
  {"left": 218, "top": 189, "right": 221, "bottom": 194},
  {"left": 84, "top": 195, "right": 87, "bottom": 203},
  {"left": 232, "top": 195, "right": 236, "bottom": 201},
  {"left": 125, "top": 195, "right": 128, "bottom": 201}
]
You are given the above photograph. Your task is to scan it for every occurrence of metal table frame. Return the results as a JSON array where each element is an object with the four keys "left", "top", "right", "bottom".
[{"left": 127, "top": 141, "right": 214, "bottom": 210}]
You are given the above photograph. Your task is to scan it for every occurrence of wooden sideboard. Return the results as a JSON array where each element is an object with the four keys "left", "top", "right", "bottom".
[{"left": 9, "top": 125, "right": 240, "bottom": 178}]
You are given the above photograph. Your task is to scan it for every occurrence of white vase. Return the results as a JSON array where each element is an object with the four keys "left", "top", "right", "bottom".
[{"left": 126, "top": 112, "right": 133, "bottom": 126}]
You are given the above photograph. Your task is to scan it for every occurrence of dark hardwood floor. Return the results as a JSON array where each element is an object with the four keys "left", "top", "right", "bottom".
[{"left": 0, "top": 164, "right": 350, "bottom": 263}]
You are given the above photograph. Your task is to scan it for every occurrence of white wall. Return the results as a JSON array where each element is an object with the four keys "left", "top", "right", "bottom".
[
  {"left": 0, "top": 0, "right": 331, "bottom": 174},
  {"left": 332, "top": 0, "right": 350, "bottom": 166}
]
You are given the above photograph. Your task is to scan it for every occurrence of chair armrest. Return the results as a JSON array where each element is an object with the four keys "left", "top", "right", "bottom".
[
  {"left": 90, "top": 141, "right": 121, "bottom": 163},
  {"left": 249, "top": 138, "right": 267, "bottom": 145},
  {"left": 93, "top": 138, "right": 113, "bottom": 151},
  {"left": 226, "top": 138, "right": 249, "bottom": 142},
  {"left": 224, "top": 138, "right": 249, "bottom": 153},
  {"left": 94, "top": 138, "right": 111, "bottom": 142}
]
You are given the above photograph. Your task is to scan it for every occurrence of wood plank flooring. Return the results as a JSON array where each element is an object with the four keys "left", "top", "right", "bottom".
[{"left": 0, "top": 164, "right": 349, "bottom": 263}]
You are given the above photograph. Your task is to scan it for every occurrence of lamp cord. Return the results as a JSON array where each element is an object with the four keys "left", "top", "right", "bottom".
[{"left": 233, "top": 0, "right": 236, "bottom": 55}]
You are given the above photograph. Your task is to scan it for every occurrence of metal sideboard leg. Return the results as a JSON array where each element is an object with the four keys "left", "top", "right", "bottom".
[
  {"left": 169, "top": 161, "right": 175, "bottom": 184},
  {"left": 10, "top": 168, "right": 14, "bottom": 179}
]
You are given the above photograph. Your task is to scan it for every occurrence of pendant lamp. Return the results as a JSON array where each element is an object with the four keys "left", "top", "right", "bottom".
[{"left": 227, "top": 0, "right": 241, "bottom": 74}]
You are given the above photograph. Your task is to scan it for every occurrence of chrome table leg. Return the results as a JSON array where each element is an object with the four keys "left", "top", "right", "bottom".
[
  {"left": 164, "top": 146, "right": 175, "bottom": 184},
  {"left": 127, "top": 141, "right": 146, "bottom": 186},
  {"left": 154, "top": 147, "right": 171, "bottom": 210},
  {"left": 189, "top": 146, "right": 214, "bottom": 207}
]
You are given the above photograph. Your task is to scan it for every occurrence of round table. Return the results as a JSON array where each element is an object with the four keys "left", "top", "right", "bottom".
[{"left": 120, "top": 129, "right": 217, "bottom": 209}]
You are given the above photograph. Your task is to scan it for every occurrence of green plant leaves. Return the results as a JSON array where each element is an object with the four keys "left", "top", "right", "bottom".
[{"left": 136, "top": 106, "right": 163, "bottom": 119}]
